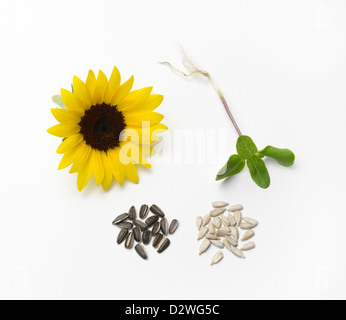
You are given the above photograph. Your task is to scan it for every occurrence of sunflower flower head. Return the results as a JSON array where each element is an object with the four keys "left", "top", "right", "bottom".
[{"left": 48, "top": 67, "right": 167, "bottom": 191}]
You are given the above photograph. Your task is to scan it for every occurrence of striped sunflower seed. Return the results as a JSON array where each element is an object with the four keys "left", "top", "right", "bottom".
[
  {"left": 241, "top": 242, "right": 256, "bottom": 251},
  {"left": 135, "top": 244, "right": 148, "bottom": 260},
  {"left": 150, "top": 204, "right": 165, "bottom": 218},
  {"left": 203, "top": 213, "right": 211, "bottom": 226},
  {"left": 116, "top": 222, "right": 133, "bottom": 229},
  {"left": 125, "top": 232, "right": 134, "bottom": 249},
  {"left": 169, "top": 219, "right": 179, "bottom": 234},
  {"left": 153, "top": 233, "right": 164, "bottom": 248},
  {"left": 157, "top": 238, "right": 170, "bottom": 253},
  {"left": 160, "top": 218, "right": 169, "bottom": 235},
  {"left": 213, "top": 217, "right": 222, "bottom": 229},
  {"left": 239, "top": 223, "right": 254, "bottom": 230},
  {"left": 142, "top": 230, "right": 152, "bottom": 245},
  {"left": 196, "top": 216, "right": 203, "bottom": 230},
  {"left": 210, "top": 208, "right": 226, "bottom": 217},
  {"left": 241, "top": 230, "right": 255, "bottom": 241},
  {"left": 133, "top": 219, "right": 148, "bottom": 231},
  {"left": 152, "top": 222, "right": 161, "bottom": 236},
  {"left": 133, "top": 227, "right": 142, "bottom": 243},
  {"left": 199, "top": 239, "right": 211, "bottom": 255},
  {"left": 128, "top": 206, "right": 137, "bottom": 220},
  {"left": 243, "top": 217, "right": 259, "bottom": 227},
  {"left": 228, "top": 204, "right": 243, "bottom": 212},
  {"left": 139, "top": 205, "right": 149, "bottom": 219},
  {"left": 234, "top": 210, "right": 242, "bottom": 226},
  {"left": 117, "top": 228, "right": 128, "bottom": 245},
  {"left": 211, "top": 251, "right": 224, "bottom": 266},
  {"left": 197, "top": 227, "right": 208, "bottom": 240},
  {"left": 212, "top": 201, "right": 229, "bottom": 208},
  {"left": 112, "top": 213, "right": 129, "bottom": 225},
  {"left": 210, "top": 240, "right": 225, "bottom": 249},
  {"left": 145, "top": 216, "right": 159, "bottom": 228}
]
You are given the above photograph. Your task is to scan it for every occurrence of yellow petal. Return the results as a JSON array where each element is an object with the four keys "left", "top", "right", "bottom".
[
  {"left": 69, "top": 144, "right": 92, "bottom": 173},
  {"left": 124, "top": 162, "right": 139, "bottom": 184},
  {"left": 77, "top": 157, "right": 93, "bottom": 191},
  {"left": 127, "top": 142, "right": 152, "bottom": 168},
  {"left": 141, "top": 94, "right": 164, "bottom": 111},
  {"left": 108, "top": 148, "right": 125, "bottom": 185},
  {"left": 85, "top": 70, "right": 97, "bottom": 103},
  {"left": 101, "top": 152, "right": 113, "bottom": 191},
  {"left": 61, "top": 89, "right": 84, "bottom": 114},
  {"left": 73, "top": 76, "right": 91, "bottom": 108},
  {"left": 91, "top": 150, "right": 104, "bottom": 185},
  {"left": 125, "top": 123, "right": 168, "bottom": 144},
  {"left": 56, "top": 134, "right": 83, "bottom": 154},
  {"left": 125, "top": 112, "right": 165, "bottom": 128},
  {"left": 51, "top": 108, "right": 81, "bottom": 124},
  {"left": 104, "top": 66, "right": 121, "bottom": 104},
  {"left": 58, "top": 151, "right": 76, "bottom": 170},
  {"left": 47, "top": 123, "right": 80, "bottom": 138},
  {"left": 110, "top": 75, "right": 134, "bottom": 106},
  {"left": 118, "top": 87, "right": 153, "bottom": 111},
  {"left": 94, "top": 70, "right": 108, "bottom": 104}
]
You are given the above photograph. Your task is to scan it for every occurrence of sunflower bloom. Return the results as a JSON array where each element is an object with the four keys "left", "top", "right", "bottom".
[{"left": 48, "top": 67, "right": 167, "bottom": 191}]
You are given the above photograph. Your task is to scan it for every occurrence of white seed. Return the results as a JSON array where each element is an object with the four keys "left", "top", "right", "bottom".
[
  {"left": 212, "top": 201, "right": 229, "bottom": 208},
  {"left": 197, "top": 227, "right": 208, "bottom": 240},
  {"left": 241, "top": 230, "right": 255, "bottom": 242},
  {"left": 223, "top": 238, "right": 232, "bottom": 251},
  {"left": 230, "top": 246, "right": 246, "bottom": 259},
  {"left": 243, "top": 217, "right": 259, "bottom": 227},
  {"left": 203, "top": 213, "right": 211, "bottom": 226},
  {"left": 231, "top": 227, "right": 239, "bottom": 241},
  {"left": 234, "top": 210, "right": 242, "bottom": 226},
  {"left": 240, "top": 223, "right": 254, "bottom": 230},
  {"left": 211, "top": 240, "right": 225, "bottom": 249},
  {"left": 216, "top": 229, "right": 230, "bottom": 237},
  {"left": 241, "top": 242, "right": 256, "bottom": 251},
  {"left": 228, "top": 214, "right": 236, "bottom": 227},
  {"left": 225, "top": 236, "right": 238, "bottom": 247},
  {"left": 199, "top": 239, "right": 211, "bottom": 255},
  {"left": 210, "top": 208, "right": 226, "bottom": 217},
  {"left": 196, "top": 216, "right": 203, "bottom": 230},
  {"left": 213, "top": 217, "right": 222, "bottom": 229},
  {"left": 208, "top": 221, "right": 215, "bottom": 235},
  {"left": 220, "top": 215, "right": 230, "bottom": 227},
  {"left": 205, "top": 233, "right": 220, "bottom": 240},
  {"left": 211, "top": 251, "right": 224, "bottom": 266},
  {"left": 228, "top": 204, "right": 244, "bottom": 212}
]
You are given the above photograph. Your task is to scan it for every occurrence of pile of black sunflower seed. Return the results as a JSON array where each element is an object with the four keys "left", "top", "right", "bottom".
[{"left": 112, "top": 204, "right": 179, "bottom": 260}]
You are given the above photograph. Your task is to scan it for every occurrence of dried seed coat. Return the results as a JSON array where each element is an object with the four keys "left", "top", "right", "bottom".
[
  {"left": 234, "top": 210, "right": 242, "bottom": 227},
  {"left": 169, "top": 219, "right": 179, "bottom": 234},
  {"left": 153, "top": 233, "right": 164, "bottom": 248},
  {"left": 117, "top": 228, "right": 128, "bottom": 245},
  {"left": 160, "top": 218, "right": 169, "bottom": 235},
  {"left": 125, "top": 232, "right": 134, "bottom": 249},
  {"left": 196, "top": 216, "right": 203, "bottom": 230},
  {"left": 199, "top": 239, "right": 211, "bottom": 255},
  {"left": 139, "top": 205, "right": 149, "bottom": 219},
  {"left": 150, "top": 204, "right": 165, "bottom": 218},
  {"left": 145, "top": 216, "right": 159, "bottom": 228},
  {"left": 116, "top": 222, "right": 133, "bottom": 229},
  {"left": 135, "top": 244, "right": 148, "bottom": 260},
  {"left": 112, "top": 213, "right": 129, "bottom": 225},
  {"left": 133, "top": 219, "right": 148, "bottom": 231},
  {"left": 152, "top": 222, "right": 161, "bottom": 236},
  {"left": 243, "top": 217, "right": 259, "bottom": 227},
  {"left": 142, "top": 230, "right": 152, "bottom": 245},
  {"left": 241, "top": 242, "right": 256, "bottom": 251},
  {"left": 228, "top": 204, "right": 244, "bottom": 212},
  {"left": 133, "top": 227, "right": 142, "bottom": 243},
  {"left": 128, "top": 206, "right": 137, "bottom": 220},
  {"left": 212, "top": 201, "right": 229, "bottom": 208},
  {"left": 241, "top": 230, "right": 255, "bottom": 242},
  {"left": 157, "top": 238, "right": 171, "bottom": 253},
  {"left": 211, "top": 251, "right": 224, "bottom": 266}
]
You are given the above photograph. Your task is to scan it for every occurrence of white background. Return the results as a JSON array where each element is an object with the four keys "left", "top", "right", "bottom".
[{"left": 0, "top": 0, "right": 345, "bottom": 300}]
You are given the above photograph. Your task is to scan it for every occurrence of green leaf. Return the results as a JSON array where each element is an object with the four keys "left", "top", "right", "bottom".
[
  {"left": 216, "top": 155, "right": 245, "bottom": 181},
  {"left": 236, "top": 135, "right": 258, "bottom": 160},
  {"left": 259, "top": 146, "right": 295, "bottom": 167},
  {"left": 247, "top": 155, "right": 271, "bottom": 189},
  {"left": 52, "top": 95, "right": 65, "bottom": 108}
]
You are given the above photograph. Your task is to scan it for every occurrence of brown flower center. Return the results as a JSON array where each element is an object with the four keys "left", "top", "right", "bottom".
[{"left": 79, "top": 103, "right": 126, "bottom": 152}]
